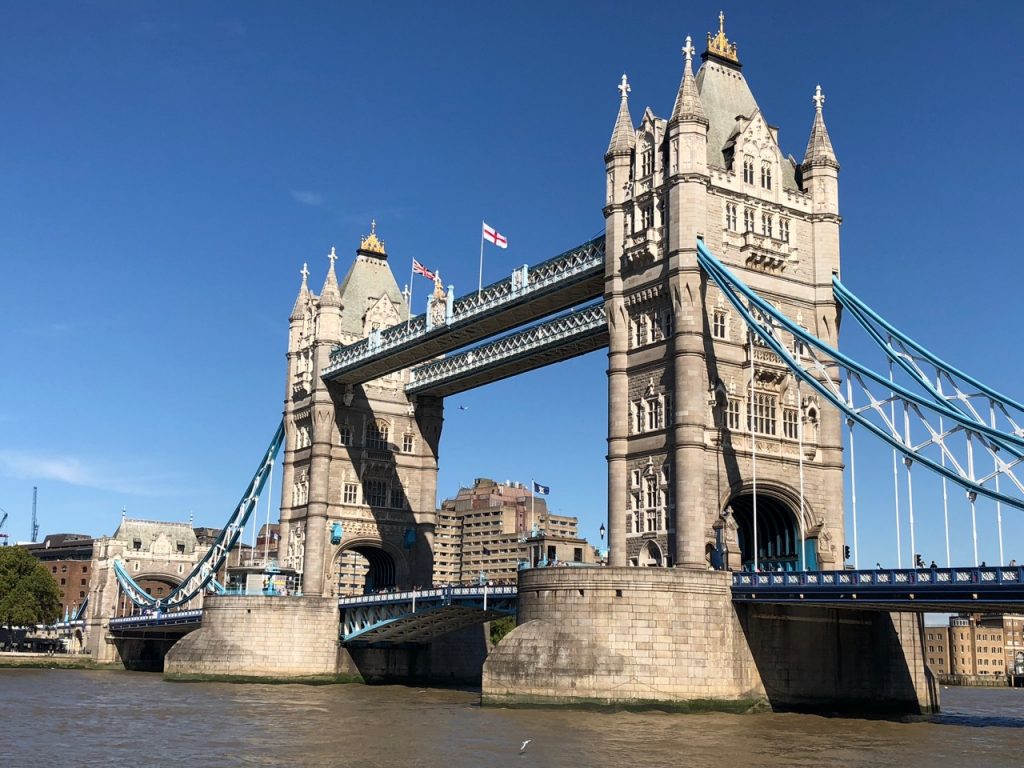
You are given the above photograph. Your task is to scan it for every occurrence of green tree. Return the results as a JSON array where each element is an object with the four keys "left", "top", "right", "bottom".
[
  {"left": 489, "top": 615, "right": 516, "bottom": 646},
  {"left": 0, "top": 547, "right": 62, "bottom": 629}
]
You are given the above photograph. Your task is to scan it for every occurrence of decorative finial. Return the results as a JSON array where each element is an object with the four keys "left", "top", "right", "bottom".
[
  {"left": 121, "top": 506, "right": 126, "bottom": 519},
  {"left": 705, "top": 10, "right": 739, "bottom": 64},
  {"left": 618, "top": 73, "right": 630, "bottom": 100},
  {"left": 813, "top": 84, "right": 825, "bottom": 112},
  {"left": 682, "top": 35, "right": 695, "bottom": 64},
  {"left": 358, "top": 220, "right": 388, "bottom": 256},
  {"left": 328, "top": 246, "right": 337, "bottom": 267},
  {"left": 300, "top": 262, "right": 309, "bottom": 282}
]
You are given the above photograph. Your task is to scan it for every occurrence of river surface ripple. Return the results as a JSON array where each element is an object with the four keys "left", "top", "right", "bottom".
[{"left": 1, "top": 670, "right": 1022, "bottom": 767}]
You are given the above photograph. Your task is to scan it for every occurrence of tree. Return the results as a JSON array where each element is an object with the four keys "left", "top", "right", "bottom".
[{"left": 0, "top": 546, "right": 62, "bottom": 630}]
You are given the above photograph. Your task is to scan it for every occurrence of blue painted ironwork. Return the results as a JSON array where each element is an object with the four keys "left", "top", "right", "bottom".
[
  {"left": 113, "top": 421, "right": 285, "bottom": 610},
  {"left": 107, "top": 609, "right": 204, "bottom": 633},
  {"left": 322, "top": 237, "right": 605, "bottom": 382},
  {"left": 696, "top": 241, "right": 1024, "bottom": 511},
  {"left": 732, "top": 567, "right": 1024, "bottom": 612},
  {"left": 331, "top": 522, "right": 343, "bottom": 545},
  {"left": 833, "top": 277, "right": 1024, "bottom": 461},
  {"left": 406, "top": 303, "right": 607, "bottom": 395},
  {"left": 339, "top": 585, "right": 517, "bottom": 644}
]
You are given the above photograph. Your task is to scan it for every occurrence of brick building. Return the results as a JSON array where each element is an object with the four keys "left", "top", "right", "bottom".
[
  {"left": 925, "top": 613, "right": 1021, "bottom": 682},
  {"left": 22, "top": 533, "right": 94, "bottom": 618}
]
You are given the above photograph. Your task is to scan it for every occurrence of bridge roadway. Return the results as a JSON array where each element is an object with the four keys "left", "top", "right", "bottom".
[
  {"left": 102, "top": 567, "right": 1024, "bottom": 649},
  {"left": 322, "top": 237, "right": 604, "bottom": 386},
  {"left": 338, "top": 585, "right": 517, "bottom": 644},
  {"left": 732, "top": 565, "right": 1024, "bottom": 613}
]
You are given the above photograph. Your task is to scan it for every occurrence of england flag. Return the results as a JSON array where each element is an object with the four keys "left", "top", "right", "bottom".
[{"left": 482, "top": 222, "right": 508, "bottom": 248}]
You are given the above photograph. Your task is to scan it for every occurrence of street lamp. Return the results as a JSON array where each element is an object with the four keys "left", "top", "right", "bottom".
[{"left": 599, "top": 523, "right": 606, "bottom": 542}]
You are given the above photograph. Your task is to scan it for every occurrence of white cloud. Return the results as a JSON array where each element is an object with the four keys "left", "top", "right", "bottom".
[
  {"left": 0, "top": 451, "right": 180, "bottom": 497},
  {"left": 288, "top": 189, "right": 324, "bottom": 206}
]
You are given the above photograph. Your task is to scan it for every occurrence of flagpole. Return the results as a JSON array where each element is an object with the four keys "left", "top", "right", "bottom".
[
  {"left": 407, "top": 257, "right": 415, "bottom": 329},
  {"left": 478, "top": 221, "right": 485, "bottom": 297},
  {"left": 531, "top": 478, "right": 535, "bottom": 534}
]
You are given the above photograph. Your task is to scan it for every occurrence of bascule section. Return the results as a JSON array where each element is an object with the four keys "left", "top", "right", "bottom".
[
  {"left": 279, "top": 224, "right": 442, "bottom": 599},
  {"left": 602, "top": 15, "right": 843, "bottom": 572}
]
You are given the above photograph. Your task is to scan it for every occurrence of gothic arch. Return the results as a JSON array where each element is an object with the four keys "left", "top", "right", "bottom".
[
  {"left": 638, "top": 539, "right": 663, "bottom": 567},
  {"left": 329, "top": 537, "right": 410, "bottom": 596},
  {"left": 720, "top": 482, "right": 819, "bottom": 571}
]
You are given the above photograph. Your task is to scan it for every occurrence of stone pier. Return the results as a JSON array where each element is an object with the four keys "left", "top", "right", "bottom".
[{"left": 483, "top": 567, "right": 937, "bottom": 713}]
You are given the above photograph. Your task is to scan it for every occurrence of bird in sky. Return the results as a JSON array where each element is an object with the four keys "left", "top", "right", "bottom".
[
  {"left": 458, "top": 405, "right": 469, "bottom": 411},
  {"left": 520, "top": 740, "right": 531, "bottom": 754}
]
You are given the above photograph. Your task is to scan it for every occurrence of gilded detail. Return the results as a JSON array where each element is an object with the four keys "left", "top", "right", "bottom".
[{"left": 705, "top": 11, "right": 739, "bottom": 64}]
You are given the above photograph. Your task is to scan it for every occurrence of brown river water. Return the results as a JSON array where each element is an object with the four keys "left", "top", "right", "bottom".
[{"left": 1, "top": 670, "right": 1022, "bottom": 767}]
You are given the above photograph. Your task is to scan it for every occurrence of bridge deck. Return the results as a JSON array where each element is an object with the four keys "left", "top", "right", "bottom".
[
  {"left": 731, "top": 566, "right": 1024, "bottom": 613},
  {"left": 339, "top": 586, "right": 517, "bottom": 644},
  {"left": 322, "top": 238, "right": 604, "bottom": 385},
  {"left": 407, "top": 304, "right": 607, "bottom": 397}
]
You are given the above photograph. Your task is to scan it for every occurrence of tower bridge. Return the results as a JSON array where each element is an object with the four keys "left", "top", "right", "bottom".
[{"left": 96, "top": 14, "right": 1024, "bottom": 713}]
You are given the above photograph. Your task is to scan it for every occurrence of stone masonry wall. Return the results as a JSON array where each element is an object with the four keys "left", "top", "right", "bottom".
[
  {"left": 483, "top": 567, "right": 766, "bottom": 706},
  {"left": 484, "top": 567, "right": 937, "bottom": 713},
  {"left": 164, "top": 596, "right": 341, "bottom": 680}
]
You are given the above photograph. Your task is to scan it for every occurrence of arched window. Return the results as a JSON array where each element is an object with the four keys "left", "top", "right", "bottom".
[
  {"left": 761, "top": 161, "right": 772, "bottom": 189},
  {"left": 743, "top": 157, "right": 754, "bottom": 184}
]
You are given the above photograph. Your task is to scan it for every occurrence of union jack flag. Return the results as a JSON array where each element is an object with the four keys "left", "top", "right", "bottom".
[{"left": 412, "top": 259, "right": 434, "bottom": 280}]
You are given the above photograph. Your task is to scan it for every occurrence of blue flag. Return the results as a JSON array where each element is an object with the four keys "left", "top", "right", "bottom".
[{"left": 533, "top": 481, "right": 550, "bottom": 495}]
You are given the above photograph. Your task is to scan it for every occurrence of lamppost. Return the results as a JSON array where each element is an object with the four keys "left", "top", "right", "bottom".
[{"left": 599, "top": 523, "right": 606, "bottom": 564}]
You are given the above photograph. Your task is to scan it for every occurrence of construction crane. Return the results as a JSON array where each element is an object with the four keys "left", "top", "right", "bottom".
[{"left": 31, "top": 486, "right": 38, "bottom": 543}]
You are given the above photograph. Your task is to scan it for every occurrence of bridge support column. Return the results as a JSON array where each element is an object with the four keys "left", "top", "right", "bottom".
[
  {"left": 484, "top": 568, "right": 937, "bottom": 714},
  {"left": 164, "top": 596, "right": 346, "bottom": 682}
]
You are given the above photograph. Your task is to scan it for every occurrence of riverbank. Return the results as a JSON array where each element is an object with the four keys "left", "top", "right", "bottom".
[{"left": 0, "top": 651, "right": 121, "bottom": 670}]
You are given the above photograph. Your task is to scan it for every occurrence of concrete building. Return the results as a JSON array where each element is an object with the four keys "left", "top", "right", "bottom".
[
  {"left": 22, "top": 533, "right": 94, "bottom": 618},
  {"left": 432, "top": 478, "right": 591, "bottom": 585}
]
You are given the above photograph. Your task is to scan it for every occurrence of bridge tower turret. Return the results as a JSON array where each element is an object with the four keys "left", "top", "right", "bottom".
[
  {"left": 666, "top": 36, "right": 710, "bottom": 568},
  {"left": 604, "top": 74, "right": 636, "bottom": 567}
]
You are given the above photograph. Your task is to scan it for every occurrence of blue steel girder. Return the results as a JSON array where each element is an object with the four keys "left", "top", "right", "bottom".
[
  {"left": 321, "top": 237, "right": 605, "bottom": 385},
  {"left": 112, "top": 423, "right": 284, "bottom": 611},
  {"left": 833, "top": 277, "right": 1024, "bottom": 454},
  {"left": 696, "top": 242, "right": 1024, "bottom": 512},
  {"left": 732, "top": 567, "right": 1024, "bottom": 613},
  {"left": 406, "top": 303, "right": 608, "bottom": 397},
  {"left": 339, "top": 586, "right": 516, "bottom": 645}
]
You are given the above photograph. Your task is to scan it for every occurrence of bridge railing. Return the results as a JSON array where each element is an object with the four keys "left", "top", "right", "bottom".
[
  {"left": 732, "top": 566, "right": 1023, "bottom": 589},
  {"left": 337, "top": 585, "right": 517, "bottom": 608},
  {"left": 108, "top": 609, "right": 204, "bottom": 628}
]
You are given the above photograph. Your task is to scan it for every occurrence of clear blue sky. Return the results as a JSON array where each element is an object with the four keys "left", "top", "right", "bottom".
[{"left": 1, "top": 2, "right": 1021, "bottom": 569}]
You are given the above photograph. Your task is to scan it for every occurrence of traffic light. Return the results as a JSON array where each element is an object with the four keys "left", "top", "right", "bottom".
[
  {"left": 915, "top": 553, "right": 924, "bottom": 569},
  {"left": 843, "top": 544, "right": 851, "bottom": 561}
]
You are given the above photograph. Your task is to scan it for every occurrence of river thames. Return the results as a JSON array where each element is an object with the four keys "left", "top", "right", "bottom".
[{"left": 1, "top": 670, "right": 1022, "bottom": 767}]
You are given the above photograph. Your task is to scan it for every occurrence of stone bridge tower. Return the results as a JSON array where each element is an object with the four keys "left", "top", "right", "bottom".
[
  {"left": 279, "top": 224, "right": 442, "bottom": 597},
  {"left": 604, "top": 15, "right": 844, "bottom": 571}
]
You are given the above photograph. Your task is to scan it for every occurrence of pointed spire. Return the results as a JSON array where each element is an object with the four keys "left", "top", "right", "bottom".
[
  {"left": 320, "top": 246, "right": 342, "bottom": 307},
  {"left": 671, "top": 35, "right": 707, "bottom": 125},
  {"left": 606, "top": 73, "right": 635, "bottom": 156},
  {"left": 290, "top": 262, "right": 311, "bottom": 319},
  {"left": 802, "top": 84, "right": 839, "bottom": 169}
]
